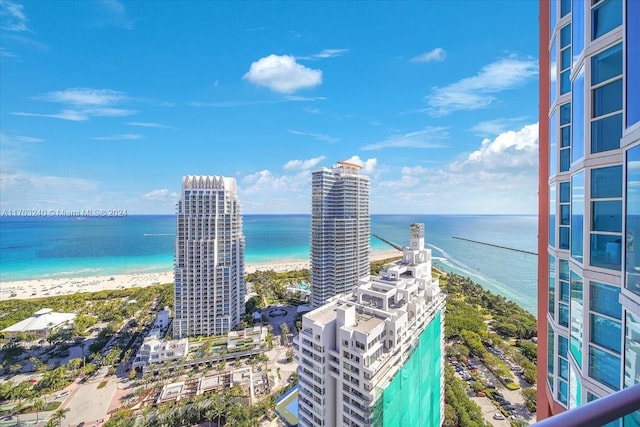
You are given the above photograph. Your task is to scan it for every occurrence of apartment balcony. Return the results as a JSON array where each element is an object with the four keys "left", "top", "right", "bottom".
[{"left": 532, "top": 384, "right": 640, "bottom": 427}]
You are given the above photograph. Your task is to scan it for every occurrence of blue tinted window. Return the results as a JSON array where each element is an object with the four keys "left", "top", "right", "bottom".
[
  {"left": 560, "top": 0, "right": 571, "bottom": 16},
  {"left": 550, "top": 111, "right": 557, "bottom": 177},
  {"left": 560, "top": 24, "right": 571, "bottom": 48},
  {"left": 589, "top": 345, "right": 620, "bottom": 390},
  {"left": 548, "top": 324, "right": 555, "bottom": 388},
  {"left": 591, "top": 113, "right": 622, "bottom": 153},
  {"left": 561, "top": 205, "right": 570, "bottom": 225},
  {"left": 558, "top": 379, "right": 568, "bottom": 405},
  {"left": 560, "top": 182, "right": 570, "bottom": 203},
  {"left": 559, "top": 303, "right": 569, "bottom": 327},
  {"left": 558, "top": 335, "right": 569, "bottom": 357},
  {"left": 591, "top": 166, "right": 622, "bottom": 198},
  {"left": 560, "top": 71, "right": 571, "bottom": 95},
  {"left": 570, "top": 271, "right": 583, "bottom": 367},
  {"left": 626, "top": 146, "right": 640, "bottom": 297},
  {"left": 590, "top": 314, "right": 621, "bottom": 353},
  {"left": 549, "top": 254, "right": 556, "bottom": 317},
  {"left": 550, "top": 184, "right": 556, "bottom": 246},
  {"left": 592, "top": 0, "right": 622, "bottom": 40},
  {"left": 551, "top": 38, "right": 558, "bottom": 106},
  {"left": 559, "top": 357, "right": 569, "bottom": 380},
  {"left": 587, "top": 393, "right": 623, "bottom": 427},
  {"left": 591, "top": 44, "right": 622, "bottom": 85},
  {"left": 560, "top": 280, "right": 570, "bottom": 302},
  {"left": 572, "top": 67, "right": 585, "bottom": 163},
  {"left": 592, "top": 201, "right": 621, "bottom": 232},
  {"left": 572, "top": 0, "right": 585, "bottom": 61},
  {"left": 590, "top": 282, "right": 622, "bottom": 319},
  {"left": 559, "top": 259, "right": 569, "bottom": 281},
  {"left": 560, "top": 227, "right": 570, "bottom": 250},
  {"left": 627, "top": 0, "right": 640, "bottom": 127},
  {"left": 625, "top": 313, "right": 640, "bottom": 389},
  {"left": 590, "top": 234, "right": 622, "bottom": 270},
  {"left": 560, "top": 149, "right": 570, "bottom": 172},
  {"left": 592, "top": 80, "right": 622, "bottom": 117},
  {"left": 561, "top": 126, "right": 571, "bottom": 148},
  {"left": 560, "top": 103, "right": 571, "bottom": 125},
  {"left": 571, "top": 171, "right": 584, "bottom": 262},
  {"left": 561, "top": 48, "right": 572, "bottom": 70}
]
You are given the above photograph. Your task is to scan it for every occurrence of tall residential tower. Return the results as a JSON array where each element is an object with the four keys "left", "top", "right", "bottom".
[
  {"left": 296, "top": 223, "right": 445, "bottom": 427},
  {"left": 310, "top": 161, "right": 371, "bottom": 308},
  {"left": 173, "top": 175, "right": 245, "bottom": 338},
  {"left": 538, "top": 0, "right": 639, "bottom": 424}
]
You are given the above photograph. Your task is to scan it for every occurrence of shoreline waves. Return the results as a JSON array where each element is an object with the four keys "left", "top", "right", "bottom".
[{"left": 0, "top": 249, "right": 402, "bottom": 301}]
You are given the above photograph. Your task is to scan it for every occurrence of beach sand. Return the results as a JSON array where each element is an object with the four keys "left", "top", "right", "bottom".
[{"left": 0, "top": 249, "right": 402, "bottom": 301}]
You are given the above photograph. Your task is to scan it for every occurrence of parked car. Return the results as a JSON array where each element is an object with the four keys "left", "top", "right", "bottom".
[
  {"left": 476, "top": 391, "right": 486, "bottom": 397},
  {"left": 493, "top": 413, "right": 505, "bottom": 420}
]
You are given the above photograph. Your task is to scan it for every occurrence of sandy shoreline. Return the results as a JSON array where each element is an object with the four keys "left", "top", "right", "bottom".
[{"left": 0, "top": 250, "right": 402, "bottom": 301}]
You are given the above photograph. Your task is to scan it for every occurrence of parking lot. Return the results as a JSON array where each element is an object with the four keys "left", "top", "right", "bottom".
[{"left": 449, "top": 356, "right": 536, "bottom": 425}]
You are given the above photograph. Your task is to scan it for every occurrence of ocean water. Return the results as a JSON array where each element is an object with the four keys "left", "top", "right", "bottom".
[{"left": 0, "top": 214, "right": 538, "bottom": 313}]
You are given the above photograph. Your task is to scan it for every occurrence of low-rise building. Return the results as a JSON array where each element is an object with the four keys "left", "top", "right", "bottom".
[
  {"left": 0, "top": 308, "right": 76, "bottom": 340},
  {"left": 132, "top": 336, "right": 189, "bottom": 370}
]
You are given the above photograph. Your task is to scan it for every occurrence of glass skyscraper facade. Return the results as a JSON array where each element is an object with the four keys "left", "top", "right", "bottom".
[{"left": 538, "top": 1, "right": 640, "bottom": 424}]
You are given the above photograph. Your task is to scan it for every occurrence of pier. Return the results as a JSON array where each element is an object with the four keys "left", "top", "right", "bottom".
[
  {"left": 371, "top": 233, "right": 404, "bottom": 251},
  {"left": 452, "top": 236, "right": 537, "bottom": 256}
]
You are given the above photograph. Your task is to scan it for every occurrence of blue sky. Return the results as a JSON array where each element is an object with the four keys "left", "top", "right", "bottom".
[{"left": 0, "top": 0, "right": 539, "bottom": 215}]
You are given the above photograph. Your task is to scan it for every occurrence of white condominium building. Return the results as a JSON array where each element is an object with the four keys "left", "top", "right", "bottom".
[
  {"left": 296, "top": 224, "right": 445, "bottom": 427},
  {"left": 310, "top": 161, "right": 371, "bottom": 308},
  {"left": 173, "top": 175, "right": 245, "bottom": 338}
]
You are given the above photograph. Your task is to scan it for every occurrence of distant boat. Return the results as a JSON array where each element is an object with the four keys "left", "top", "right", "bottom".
[{"left": 77, "top": 217, "right": 87, "bottom": 220}]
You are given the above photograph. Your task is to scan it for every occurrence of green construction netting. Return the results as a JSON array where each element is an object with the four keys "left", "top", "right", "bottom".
[{"left": 372, "top": 311, "right": 442, "bottom": 427}]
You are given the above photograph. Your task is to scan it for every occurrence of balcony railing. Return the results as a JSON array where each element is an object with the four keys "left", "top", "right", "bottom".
[{"left": 532, "top": 384, "right": 640, "bottom": 427}]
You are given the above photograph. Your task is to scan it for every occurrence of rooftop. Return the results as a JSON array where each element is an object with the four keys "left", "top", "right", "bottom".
[{"left": 1, "top": 309, "right": 76, "bottom": 334}]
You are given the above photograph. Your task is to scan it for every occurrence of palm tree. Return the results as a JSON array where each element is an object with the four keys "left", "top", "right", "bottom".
[
  {"left": 45, "top": 407, "right": 69, "bottom": 427},
  {"left": 210, "top": 393, "right": 227, "bottom": 426},
  {"left": 32, "top": 398, "right": 45, "bottom": 424}
]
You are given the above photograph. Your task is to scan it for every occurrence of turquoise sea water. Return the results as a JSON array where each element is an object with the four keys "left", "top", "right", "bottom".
[{"left": 0, "top": 214, "right": 537, "bottom": 313}]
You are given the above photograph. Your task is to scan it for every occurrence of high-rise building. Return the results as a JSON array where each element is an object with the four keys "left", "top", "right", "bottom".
[
  {"left": 310, "top": 161, "right": 371, "bottom": 308},
  {"left": 173, "top": 175, "right": 245, "bottom": 338},
  {"left": 296, "top": 223, "right": 445, "bottom": 427},
  {"left": 538, "top": 0, "right": 639, "bottom": 424}
]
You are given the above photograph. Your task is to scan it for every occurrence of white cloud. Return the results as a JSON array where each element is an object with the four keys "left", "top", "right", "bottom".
[
  {"left": 343, "top": 156, "right": 377, "bottom": 173},
  {"left": 14, "top": 88, "right": 135, "bottom": 121},
  {"left": 0, "top": 46, "right": 17, "bottom": 57},
  {"left": 127, "top": 121, "right": 171, "bottom": 128},
  {"left": 299, "top": 48, "right": 349, "bottom": 60},
  {"left": 374, "top": 123, "right": 539, "bottom": 214},
  {"left": 92, "top": 134, "right": 142, "bottom": 141},
  {"left": 287, "top": 129, "right": 338, "bottom": 143},
  {"left": 283, "top": 156, "right": 326, "bottom": 171},
  {"left": 13, "top": 135, "right": 42, "bottom": 143},
  {"left": 426, "top": 55, "right": 538, "bottom": 116},
  {"left": 142, "top": 188, "right": 178, "bottom": 201},
  {"left": 471, "top": 117, "right": 527, "bottom": 136},
  {"left": 411, "top": 48, "right": 446, "bottom": 63},
  {"left": 97, "top": 0, "right": 133, "bottom": 29},
  {"left": 39, "top": 88, "right": 126, "bottom": 106},
  {"left": 243, "top": 54, "right": 322, "bottom": 93},
  {"left": 361, "top": 127, "right": 449, "bottom": 150},
  {"left": 0, "top": 1, "right": 28, "bottom": 32}
]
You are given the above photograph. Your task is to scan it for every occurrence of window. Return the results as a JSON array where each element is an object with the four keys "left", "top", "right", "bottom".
[
  {"left": 590, "top": 166, "right": 622, "bottom": 270},
  {"left": 572, "top": 66, "right": 585, "bottom": 163},
  {"left": 590, "top": 314, "right": 621, "bottom": 353},
  {"left": 570, "top": 270, "right": 583, "bottom": 367},
  {"left": 625, "top": 145, "right": 640, "bottom": 297},
  {"left": 559, "top": 181, "right": 570, "bottom": 249},
  {"left": 624, "top": 312, "right": 640, "bottom": 388},
  {"left": 569, "top": 364, "right": 583, "bottom": 409},
  {"left": 548, "top": 325, "right": 555, "bottom": 389},
  {"left": 572, "top": 0, "right": 585, "bottom": 65},
  {"left": 549, "top": 255, "right": 556, "bottom": 318},
  {"left": 589, "top": 282, "right": 622, "bottom": 319},
  {"left": 559, "top": 302, "right": 569, "bottom": 327},
  {"left": 560, "top": 0, "right": 571, "bottom": 16},
  {"left": 550, "top": 184, "right": 556, "bottom": 247},
  {"left": 627, "top": 0, "right": 640, "bottom": 127},
  {"left": 550, "top": 37, "right": 558, "bottom": 107},
  {"left": 588, "top": 345, "right": 620, "bottom": 390},
  {"left": 571, "top": 171, "right": 584, "bottom": 262},
  {"left": 560, "top": 25, "right": 572, "bottom": 94},
  {"left": 560, "top": 103, "right": 571, "bottom": 172},
  {"left": 590, "top": 44, "right": 623, "bottom": 153},
  {"left": 558, "top": 379, "right": 568, "bottom": 405},
  {"left": 591, "top": 0, "right": 622, "bottom": 40},
  {"left": 550, "top": 110, "right": 558, "bottom": 177}
]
